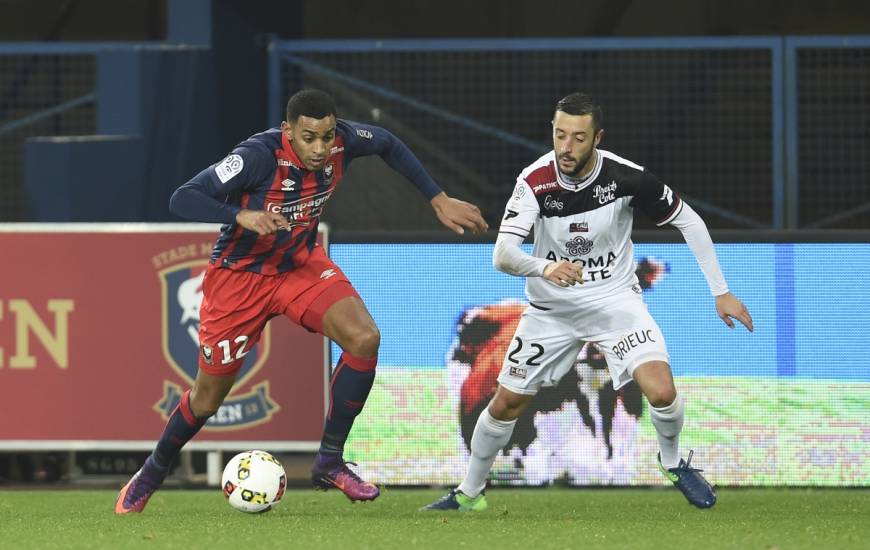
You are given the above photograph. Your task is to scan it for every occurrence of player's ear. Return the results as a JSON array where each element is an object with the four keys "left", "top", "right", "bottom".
[
  {"left": 280, "top": 120, "right": 293, "bottom": 140},
  {"left": 594, "top": 128, "right": 604, "bottom": 146}
]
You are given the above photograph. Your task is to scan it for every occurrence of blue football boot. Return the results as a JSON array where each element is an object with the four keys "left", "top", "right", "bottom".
[
  {"left": 419, "top": 489, "right": 487, "bottom": 512},
  {"left": 659, "top": 450, "right": 717, "bottom": 509}
]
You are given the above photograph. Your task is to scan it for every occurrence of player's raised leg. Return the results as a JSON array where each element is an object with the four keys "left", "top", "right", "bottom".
[
  {"left": 304, "top": 289, "right": 382, "bottom": 501},
  {"left": 633, "top": 360, "right": 715, "bottom": 508},
  {"left": 421, "top": 385, "right": 533, "bottom": 511},
  {"left": 115, "top": 370, "right": 235, "bottom": 514}
]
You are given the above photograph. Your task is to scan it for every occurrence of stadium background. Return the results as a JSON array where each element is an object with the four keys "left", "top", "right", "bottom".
[{"left": 0, "top": 0, "right": 867, "bottom": 493}]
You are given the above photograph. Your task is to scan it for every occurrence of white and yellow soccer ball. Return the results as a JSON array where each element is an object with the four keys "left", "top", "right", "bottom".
[{"left": 221, "top": 450, "right": 287, "bottom": 513}]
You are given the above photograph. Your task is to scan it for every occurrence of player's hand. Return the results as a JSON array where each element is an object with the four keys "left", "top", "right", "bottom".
[
  {"left": 431, "top": 192, "right": 489, "bottom": 235},
  {"left": 235, "top": 209, "right": 288, "bottom": 235},
  {"left": 543, "top": 261, "right": 584, "bottom": 287},
  {"left": 715, "top": 292, "right": 754, "bottom": 332}
]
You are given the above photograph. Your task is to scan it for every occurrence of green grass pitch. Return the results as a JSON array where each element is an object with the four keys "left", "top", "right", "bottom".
[{"left": 1, "top": 488, "right": 866, "bottom": 549}]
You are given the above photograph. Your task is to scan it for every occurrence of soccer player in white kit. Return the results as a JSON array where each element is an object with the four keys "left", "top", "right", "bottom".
[{"left": 423, "top": 92, "right": 754, "bottom": 511}]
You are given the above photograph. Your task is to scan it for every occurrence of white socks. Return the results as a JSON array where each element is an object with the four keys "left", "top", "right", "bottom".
[
  {"left": 649, "top": 393, "right": 685, "bottom": 469},
  {"left": 457, "top": 407, "right": 517, "bottom": 498}
]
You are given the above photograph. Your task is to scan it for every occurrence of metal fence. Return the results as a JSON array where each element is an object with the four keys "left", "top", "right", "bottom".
[
  {"left": 270, "top": 36, "right": 870, "bottom": 229},
  {"left": 0, "top": 44, "right": 104, "bottom": 221},
  {"left": 787, "top": 37, "right": 870, "bottom": 229},
  {"left": 1, "top": 38, "right": 868, "bottom": 227}
]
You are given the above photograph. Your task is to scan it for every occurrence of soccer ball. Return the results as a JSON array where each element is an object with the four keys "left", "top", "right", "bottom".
[{"left": 221, "top": 450, "right": 287, "bottom": 513}]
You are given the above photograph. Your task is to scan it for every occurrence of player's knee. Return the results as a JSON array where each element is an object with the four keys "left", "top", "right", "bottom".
[
  {"left": 645, "top": 384, "right": 677, "bottom": 408},
  {"left": 344, "top": 325, "right": 380, "bottom": 358}
]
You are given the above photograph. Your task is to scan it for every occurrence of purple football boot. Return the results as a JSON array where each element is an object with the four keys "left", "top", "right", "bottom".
[
  {"left": 114, "top": 456, "right": 168, "bottom": 514},
  {"left": 311, "top": 453, "right": 380, "bottom": 502}
]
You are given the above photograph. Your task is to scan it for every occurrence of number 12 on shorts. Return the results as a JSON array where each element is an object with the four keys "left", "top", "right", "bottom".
[{"left": 216, "top": 335, "right": 250, "bottom": 365}]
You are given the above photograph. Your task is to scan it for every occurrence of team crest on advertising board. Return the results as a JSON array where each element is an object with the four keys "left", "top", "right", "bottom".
[{"left": 153, "top": 256, "right": 279, "bottom": 430}]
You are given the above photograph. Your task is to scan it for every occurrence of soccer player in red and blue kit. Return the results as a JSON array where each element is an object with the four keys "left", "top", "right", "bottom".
[{"left": 115, "top": 89, "right": 488, "bottom": 513}]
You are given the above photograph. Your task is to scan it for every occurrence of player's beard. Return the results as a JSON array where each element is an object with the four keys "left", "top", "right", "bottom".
[{"left": 559, "top": 147, "right": 595, "bottom": 179}]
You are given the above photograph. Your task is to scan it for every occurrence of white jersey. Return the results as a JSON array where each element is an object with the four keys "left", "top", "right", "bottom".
[{"left": 499, "top": 149, "right": 682, "bottom": 308}]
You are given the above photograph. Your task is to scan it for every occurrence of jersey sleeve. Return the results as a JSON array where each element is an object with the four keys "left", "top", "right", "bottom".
[
  {"left": 340, "top": 119, "right": 442, "bottom": 199},
  {"left": 497, "top": 178, "right": 539, "bottom": 239},
  {"left": 493, "top": 179, "right": 548, "bottom": 277},
  {"left": 204, "top": 145, "right": 275, "bottom": 194},
  {"left": 169, "top": 145, "right": 275, "bottom": 223},
  {"left": 628, "top": 170, "right": 683, "bottom": 226}
]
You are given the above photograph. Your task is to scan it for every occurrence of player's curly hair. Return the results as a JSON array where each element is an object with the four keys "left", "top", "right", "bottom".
[
  {"left": 285, "top": 89, "right": 337, "bottom": 122},
  {"left": 555, "top": 92, "right": 603, "bottom": 132}
]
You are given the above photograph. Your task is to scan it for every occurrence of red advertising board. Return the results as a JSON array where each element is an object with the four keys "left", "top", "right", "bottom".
[{"left": 0, "top": 224, "right": 328, "bottom": 450}]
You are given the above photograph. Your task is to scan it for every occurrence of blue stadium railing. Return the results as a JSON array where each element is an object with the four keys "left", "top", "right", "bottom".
[
  {"left": 2, "top": 37, "right": 868, "bottom": 228},
  {"left": 268, "top": 36, "right": 870, "bottom": 230}
]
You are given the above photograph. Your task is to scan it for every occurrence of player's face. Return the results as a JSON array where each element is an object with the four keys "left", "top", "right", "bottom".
[
  {"left": 283, "top": 115, "right": 337, "bottom": 171},
  {"left": 552, "top": 112, "right": 602, "bottom": 177}
]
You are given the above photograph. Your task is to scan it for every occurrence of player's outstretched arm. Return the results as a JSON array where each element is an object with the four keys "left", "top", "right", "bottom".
[
  {"left": 715, "top": 292, "right": 754, "bottom": 332},
  {"left": 344, "top": 121, "right": 487, "bottom": 234},
  {"left": 431, "top": 192, "right": 489, "bottom": 235},
  {"left": 666, "top": 201, "right": 754, "bottom": 332}
]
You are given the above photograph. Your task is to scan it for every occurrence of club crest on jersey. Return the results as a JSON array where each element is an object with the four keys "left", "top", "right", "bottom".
[
  {"left": 570, "top": 221, "right": 588, "bottom": 232},
  {"left": 201, "top": 344, "right": 214, "bottom": 365},
  {"left": 323, "top": 163, "right": 335, "bottom": 185},
  {"left": 154, "top": 256, "right": 277, "bottom": 429},
  {"left": 565, "top": 235, "right": 594, "bottom": 256}
]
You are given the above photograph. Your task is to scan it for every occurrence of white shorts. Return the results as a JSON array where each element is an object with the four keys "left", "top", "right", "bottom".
[{"left": 496, "top": 287, "right": 669, "bottom": 395}]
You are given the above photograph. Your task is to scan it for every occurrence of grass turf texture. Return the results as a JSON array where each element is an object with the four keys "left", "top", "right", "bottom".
[{"left": 1, "top": 488, "right": 866, "bottom": 549}]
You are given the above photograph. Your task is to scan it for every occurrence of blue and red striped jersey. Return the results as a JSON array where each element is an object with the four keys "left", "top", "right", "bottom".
[{"left": 170, "top": 119, "right": 442, "bottom": 275}]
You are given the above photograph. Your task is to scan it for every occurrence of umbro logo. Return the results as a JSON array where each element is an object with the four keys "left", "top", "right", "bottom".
[
  {"left": 320, "top": 269, "right": 337, "bottom": 280},
  {"left": 281, "top": 179, "right": 296, "bottom": 191}
]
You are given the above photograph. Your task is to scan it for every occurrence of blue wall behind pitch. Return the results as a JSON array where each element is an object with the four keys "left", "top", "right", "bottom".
[{"left": 329, "top": 242, "right": 870, "bottom": 381}]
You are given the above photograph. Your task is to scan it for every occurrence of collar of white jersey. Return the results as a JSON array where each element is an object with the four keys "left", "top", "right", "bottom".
[{"left": 553, "top": 149, "right": 603, "bottom": 192}]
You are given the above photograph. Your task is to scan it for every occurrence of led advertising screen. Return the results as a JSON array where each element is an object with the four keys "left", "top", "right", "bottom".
[{"left": 331, "top": 242, "right": 869, "bottom": 486}]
